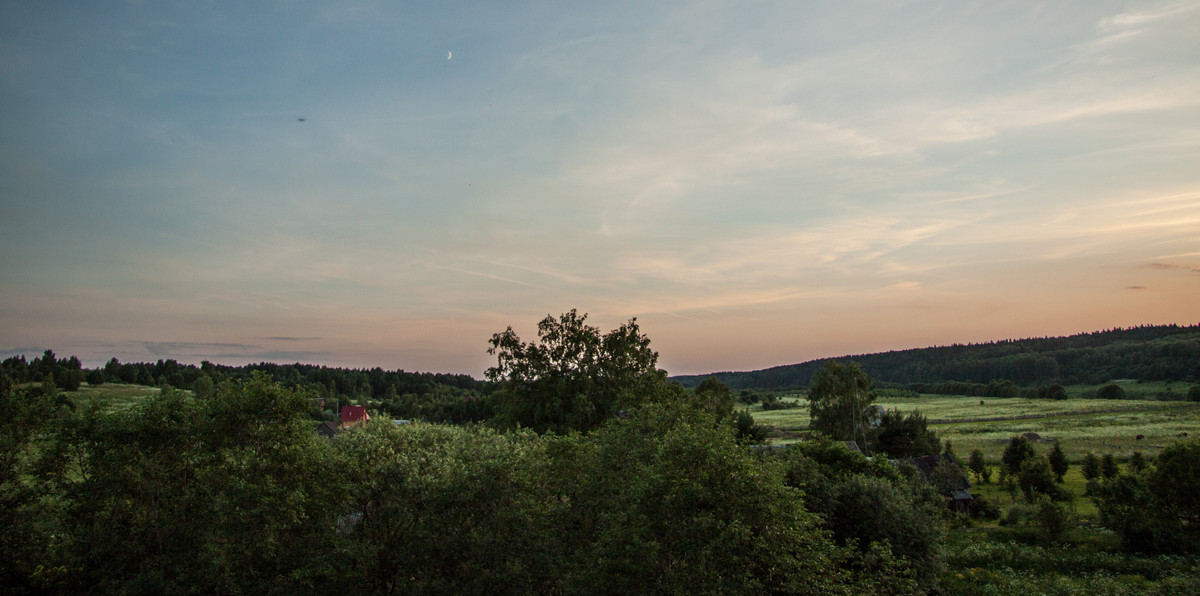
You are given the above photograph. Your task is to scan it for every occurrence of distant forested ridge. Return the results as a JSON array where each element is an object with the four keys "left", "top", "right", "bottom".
[{"left": 672, "top": 324, "right": 1200, "bottom": 391}]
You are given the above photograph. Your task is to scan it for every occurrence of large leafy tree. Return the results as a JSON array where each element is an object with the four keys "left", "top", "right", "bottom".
[
  {"left": 807, "top": 361, "right": 876, "bottom": 451},
  {"left": 1001, "top": 435, "right": 1036, "bottom": 475},
  {"left": 486, "top": 309, "right": 667, "bottom": 434},
  {"left": 693, "top": 376, "right": 735, "bottom": 419},
  {"left": 875, "top": 409, "right": 940, "bottom": 458}
]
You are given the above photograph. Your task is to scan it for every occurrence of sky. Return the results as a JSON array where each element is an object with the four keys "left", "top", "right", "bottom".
[{"left": 2, "top": 1, "right": 1199, "bottom": 377}]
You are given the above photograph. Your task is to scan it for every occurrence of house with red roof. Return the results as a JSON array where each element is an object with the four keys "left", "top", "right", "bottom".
[{"left": 339, "top": 405, "right": 370, "bottom": 429}]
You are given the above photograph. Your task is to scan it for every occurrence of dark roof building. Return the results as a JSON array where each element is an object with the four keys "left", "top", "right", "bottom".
[{"left": 315, "top": 421, "right": 340, "bottom": 438}]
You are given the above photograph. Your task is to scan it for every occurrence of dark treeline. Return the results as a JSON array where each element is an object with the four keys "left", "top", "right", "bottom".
[
  {"left": 0, "top": 350, "right": 495, "bottom": 424},
  {"left": 673, "top": 324, "right": 1200, "bottom": 391}
]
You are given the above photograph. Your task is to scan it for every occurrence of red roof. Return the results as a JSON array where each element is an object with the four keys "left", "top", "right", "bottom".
[{"left": 340, "top": 405, "right": 370, "bottom": 423}]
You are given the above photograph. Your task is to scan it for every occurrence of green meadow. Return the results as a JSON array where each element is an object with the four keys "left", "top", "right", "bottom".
[
  {"left": 64, "top": 382, "right": 165, "bottom": 411},
  {"left": 750, "top": 385, "right": 1200, "bottom": 462}
]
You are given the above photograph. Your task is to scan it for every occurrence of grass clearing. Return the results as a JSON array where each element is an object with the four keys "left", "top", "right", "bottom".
[
  {"left": 64, "top": 383, "right": 165, "bottom": 412},
  {"left": 749, "top": 391, "right": 1200, "bottom": 459}
]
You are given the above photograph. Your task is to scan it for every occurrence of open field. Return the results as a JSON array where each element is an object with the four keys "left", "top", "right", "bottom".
[
  {"left": 749, "top": 390, "right": 1200, "bottom": 462},
  {"left": 65, "top": 382, "right": 165, "bottom": 411}
]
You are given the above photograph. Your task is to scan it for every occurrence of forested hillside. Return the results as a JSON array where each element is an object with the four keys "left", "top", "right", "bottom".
[{"left": 673, "top": 324, "right": 1200, "bottom": 391}]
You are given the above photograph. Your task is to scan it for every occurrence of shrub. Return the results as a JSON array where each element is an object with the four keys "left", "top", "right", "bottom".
[
  {"left": 1101, "top": 453, "right": 1119, "bottom": 479},
  {"left": 1081, "top": 453, "right": 1101, "bottom": 481},
  {"left": 1002, "top": 435, "right": 1036, "bottom": 475},
  {"left": 970, "top": 496, "right": 1001, "bottom": 521},
  {"left": 1038, "top": 383, "right": 1068, "bottom": 400},
  {"left": 1096, "top": 383, "right": 1126, "bottom": 399},
  {"left": 1017, "top": 455, "right": 1056, "bottom": 500}
]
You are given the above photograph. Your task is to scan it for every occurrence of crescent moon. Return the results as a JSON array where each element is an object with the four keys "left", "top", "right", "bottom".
[{"left": 447, "top": 51, "right": 452, "bottom": 60}]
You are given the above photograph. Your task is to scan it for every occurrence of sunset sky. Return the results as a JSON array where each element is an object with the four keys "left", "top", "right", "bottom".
[{"left": 2, "top": 1, "right": 1198, "bottom": 377}]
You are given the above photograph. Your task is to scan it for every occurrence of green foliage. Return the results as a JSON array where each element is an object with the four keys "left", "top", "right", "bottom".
[
  {"left": 942, "top": 440, "right": 957, "bottom": 462},
  {"left": 563, "top": 404, "right": 850, "bottom": 594},
  {"left": 1016, "top": 455, "right": 1057, "bottom": 500},
  {"left": 968, "top": 449, "right": 988, "bottom": 484},
  {"left": 875, "top": 408, "right": 941, "bottom": 458},
  {"left": 808, "top": 361, "right": 876, "bottom": 449},
  {"left": 1001, "top": 435, "right": 1037, "bottom": 475},
  {"left": 85, "top": 369, "right": 104, "bottom": 386},
  {"left": 193, "top": 374, "right": 214, "bottom": 399},
  {"left": 970, "top": 496, "right": 1001, "bottom": 521},
  {"left": 1036, "top": 382, "right": 1068, "bottom": 400},
  {"left": 487, "top": 310, "right": 665, "bottom": 434},
  {"left": 733, "top": 408, "right": 770, "bottom": 444},
  {"left": 1096, "top": 439, "right": 1200, "bottom": 554},
  {"left": 1145, "top": 439, "right": 1200, "bottom": 551},
  {"left": 693, "top": 376, "right": 735, "bottom": 419},
  {"left": 1001, "top": 494, "right": 1071, "bottom": 544},
  {"left": 737, "top": 389, "right": 759, "bottom": 404},
  {"left": 674, "top": 324, "right": 1200, "bottom": 391},
  {"left": 1081, "top": 452, "right": 1101, "bottom": 481},
  {"left": 760, "top": 393, "right": 798, "bottom": 410},
  {"left": 1101, "top": 453, "right": 1119, "bottom": 479},
  {"left": 773, "top": 438, "right": 946, "bottom": 590},
  {"left": 1032, "top": 496, "right": 1073, "bottom": 544},
  {"left": 1048, "top": 440, "right": 1069, "bottom": 482},
  {"left": 1096, "top": 383, "right": 1127, "bottom": 399},
  {"left": 335, "top": 420, "right": 556, "bottom": 594},
  {"left": 825, "top": 474, "right": 946, "bottom": 588},
  {"left": 942, "top": 533, "right": 1200, "bottom": 593},
  {"left": 0, "top": 373, "right": 347, "bottom": 594},
  {"left": 1190, "top": 385, "right": 1200, "bottom": 401},
  {"left": 1129, "top": 450, "right": 1148, "bottom": 472}
]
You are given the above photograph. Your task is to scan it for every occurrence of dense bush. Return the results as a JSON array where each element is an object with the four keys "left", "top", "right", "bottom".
[
  {"left": 1096, "top": 439, "right": 1200, "bottom": 554},
  {"left": 773, "top": 438, "right": 946, "bottom": 590}
]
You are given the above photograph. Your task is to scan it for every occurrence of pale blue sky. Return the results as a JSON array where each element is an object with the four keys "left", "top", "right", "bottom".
[{"left": 2, "top": 1, "right": 1198, "bottom": 376}]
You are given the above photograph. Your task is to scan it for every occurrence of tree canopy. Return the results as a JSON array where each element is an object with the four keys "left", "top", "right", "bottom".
[
  {"left": 807, "top": 361, "right": 876, "bottom": 451},
  {"left": 487, "top": 309, "right": 668, "bottom": 434}
]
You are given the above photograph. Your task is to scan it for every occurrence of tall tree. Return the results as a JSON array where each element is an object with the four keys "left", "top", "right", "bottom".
[
  {"left": 487, "top": 310, "right": 666, "bottom": 434},
  {"left": 807, "top": 361, "right": 876, "bottom": 451},
  {"left": 693, "top": 376, "right": 734, "bottom": 419},
  {"left": 1048, "top": 441, "right": 1069, "bottom": 482},
  {"left": 875, "top": 409, "right": 940, "bottom": 458},
  {"left": 1001, "top": 435, "right": 1036, "bottom": 476},
  {"left": 968, "top": 449, "right": 988, "bottom": 484},
  {"left": 1101, "top": 453, "right": 1119, "bottom": 479},
  {"left": 1082, "top": 452, "right": 1101, "bottom": 481}
]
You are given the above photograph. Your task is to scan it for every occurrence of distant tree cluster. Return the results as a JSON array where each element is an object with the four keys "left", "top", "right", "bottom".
[
  {"left": 803, "top": 361, "right": 941, "bottom": 460},
  {"left": 1, "top": 350, "right": 85, "bottom": 392},
  {"left": 1, "top": 352, "right": 494, "bottom": 425}
]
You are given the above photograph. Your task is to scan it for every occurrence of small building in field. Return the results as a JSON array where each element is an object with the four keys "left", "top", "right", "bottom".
[{"left": 340, "top": 405, "right": 370, "bottom": 429}]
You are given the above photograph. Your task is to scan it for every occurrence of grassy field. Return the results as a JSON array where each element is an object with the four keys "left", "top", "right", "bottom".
[
  {"left": 749, "top": 388, "right": 1200, "bottom": 462},
  {"left": 64, "top": 382, "right": 166, "bottom": 411}
]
